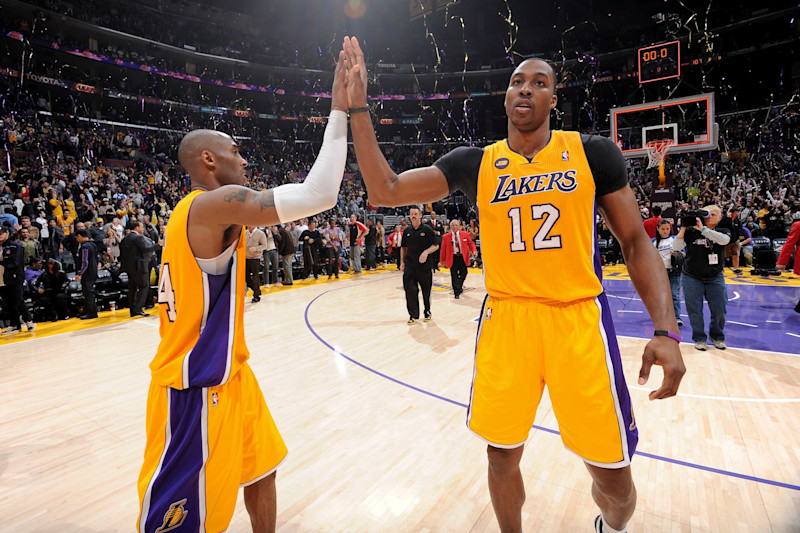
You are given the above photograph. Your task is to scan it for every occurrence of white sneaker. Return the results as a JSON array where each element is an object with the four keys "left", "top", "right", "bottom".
[
  {"left": 26, "top": 321, "right": 35, "bottom": 331},
  {"left": 1, "top": 326, "right": 20, "bottom": 334},
  {"left": 712, "top": 339, "right": 727, "bottom": 350},
  {"left": 265, "top": 284, "right": 271, "bottom": 289},
  {"left": 694, "top": 340, "right": 707, "bottom": 351}
]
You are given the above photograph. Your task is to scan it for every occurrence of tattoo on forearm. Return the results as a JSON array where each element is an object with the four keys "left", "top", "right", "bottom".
[
  {"left": 224, "top": 189, "right": 249, "bottom": 203},
  {"left": 258, "top": 192, "right": 275, "bottom": 211}
]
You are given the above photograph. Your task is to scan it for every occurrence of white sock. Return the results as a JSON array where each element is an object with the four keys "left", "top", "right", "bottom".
[{"left": 601, "top": 515, "right": 628, "bottom": 533}]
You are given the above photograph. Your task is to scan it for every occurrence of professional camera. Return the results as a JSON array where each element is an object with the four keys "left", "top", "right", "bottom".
[{"left": 678, "top": 209, "right": 710, "bottom": 228}]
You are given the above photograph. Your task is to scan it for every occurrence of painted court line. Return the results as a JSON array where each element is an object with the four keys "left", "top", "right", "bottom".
[
  {"left": 304, "top": 283, "right": 800, "bottom": 493},
  {"left": 728, "top": 320, "right": 758, "bottom": 328}
]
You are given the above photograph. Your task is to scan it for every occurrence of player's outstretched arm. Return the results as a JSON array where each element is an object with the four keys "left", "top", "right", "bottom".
[
  {"left": 192, "top": 51, "right": 350, "bottom": 228},
  {"left": 343, "top": 36, "right": 449, "bottom": 207},
  {"left": 599, "top": 186, "right": 686, "bottom": 400}
]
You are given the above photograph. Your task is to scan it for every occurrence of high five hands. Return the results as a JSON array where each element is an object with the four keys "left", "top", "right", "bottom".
[{"left": 342, "top": 37, "right": 368, "bottom": 111}]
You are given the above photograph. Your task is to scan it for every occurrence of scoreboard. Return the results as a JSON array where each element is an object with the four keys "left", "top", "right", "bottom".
[{"left": 638, "top": 40, "right": 681, "bottom": 84}]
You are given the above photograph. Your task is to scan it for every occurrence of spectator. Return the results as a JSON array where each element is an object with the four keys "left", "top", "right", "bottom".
[
  {"left": 244, "top": 226, "right": 267, "bottom": 302},
  {"left": 25, "top": 257, "right": 44, "bottom": 289},
  {"left": 300, "top": 220, "right": 322, "bottom": 279},
  {"left": 19, "top": 227, "right": 41, "bottom": 266},
  {"left": 119, "top": 221, "right": 157, "bottom": 316},
  {"left": 262, "top": 225, "right": 279, "bottom": 288},
  {"left": 718, "top": 205, "right": 744, "bottom": 274},
  {"left": 348, "top": 214, "right": 367, "bottom": 275},
  {"left": 321, "top": 218, "right": 344, "bottom": 280},
  {"left": 739, "top": 225, "right": 754, "bottom": 267},
  {"left": 438, "top": 219, "right": 477, "bottom": 299},
  {"left": 276, "top": 224, "right": 296, "bottom": 286},
  {"left": 642, "top": 205, "right": 663, "bottom": 239},
  {"left": 74, "top": 229, "right": 99, "bottom": 320},
  {"left": 103, "top": 226, "right": 122, "bottom": 265},
  {"left": 375, "top": 220, "right": 386, "bottom": 266},
  {"left": 653, "top": 220, "right": 683, "bottom": 326},
  {"left": 388, "top": 224, "right": 403, "bottom": 269},
  {"left": 1, "top": 226, "right": 35, "bottom": 333},
  {"left": 364, "top": 219, "right": 378, "bottom": 270},
  {"left": 673, "top": 206, "right": 731, "bottom": 351},
  {"left": 34, "top": 259, "right": 70, "bottom": 321}
]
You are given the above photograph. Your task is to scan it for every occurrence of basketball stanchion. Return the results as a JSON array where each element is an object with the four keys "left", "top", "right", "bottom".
[{"left": 645, "top": 138, "right": 675, "bottom": 188}]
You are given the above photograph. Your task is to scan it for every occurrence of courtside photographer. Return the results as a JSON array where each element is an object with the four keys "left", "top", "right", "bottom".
[{"left": 673, "top": 206, "right": 731, "bottom": 351}]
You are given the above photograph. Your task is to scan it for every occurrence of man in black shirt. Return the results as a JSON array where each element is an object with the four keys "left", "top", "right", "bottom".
[
  {"left": 401, "top": 206, "right": 439, "bottom": 324},
  {"left": 344, "top": 36, "right": 685, "bottom": 533},
  {"left": 364, "top": 218, "right": 378, "bottom": 270},
  {"left": 299, "top": 220, "right": 322, "bottom": 279},
  {"left": 119, "top": 221, "right": 157, "bottom": 316},
  {"left": 1, "top": 226, "right": 35, "bottom": 333},
  {"left": 74, "top": 229, "right": 98, "bottom": 319}
]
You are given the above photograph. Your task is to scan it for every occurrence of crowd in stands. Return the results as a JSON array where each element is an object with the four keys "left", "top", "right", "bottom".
[{"left": 1, "top": 88, "right": 798, "bottom": 331}]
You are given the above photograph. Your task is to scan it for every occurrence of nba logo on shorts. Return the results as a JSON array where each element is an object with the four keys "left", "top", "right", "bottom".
[
  {"left": 562, "top": 150, "right": 569, "bottom": 161},
  {"left": 485, "top": 307, "right": 492, "bottom": 320},
  {"left": 212, "top": 392, "right": 218, "bottom": 406}
]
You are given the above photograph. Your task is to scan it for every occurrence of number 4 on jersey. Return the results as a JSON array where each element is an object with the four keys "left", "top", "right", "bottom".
[
  {"left": 508, "top": 203, "right": 562, "bottom": 252},
  {"left": 158, "top": 263, "right": 177, "bottom": 321}
]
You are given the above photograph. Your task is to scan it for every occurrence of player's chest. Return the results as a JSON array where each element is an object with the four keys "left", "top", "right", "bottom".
[{"left": 478, "top": 158, "right": 595, "bottom": 210}]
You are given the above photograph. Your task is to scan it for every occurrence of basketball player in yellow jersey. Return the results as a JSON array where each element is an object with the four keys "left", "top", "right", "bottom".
[
  {"left": 343, "top": 37, "right": 686, "bottom": 533},
  {"left": 137, "top": 50, "right": 351, "bottom": 533}
]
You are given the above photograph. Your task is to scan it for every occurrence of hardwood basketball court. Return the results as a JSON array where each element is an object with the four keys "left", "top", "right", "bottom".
[{"left": 2, "top": 267, "right": 799, "bottom": 532}]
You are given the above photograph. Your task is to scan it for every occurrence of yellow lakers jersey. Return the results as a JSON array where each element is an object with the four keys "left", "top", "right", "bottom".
[
  {"left": 476, "top": 131, "right": 602, "bottom": 302},
  {"left": 150, "top": 190, "right": 250, "bottom": 389}
]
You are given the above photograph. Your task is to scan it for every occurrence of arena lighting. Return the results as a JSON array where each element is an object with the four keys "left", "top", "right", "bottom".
[{"left": 344, "top": 0, "right": 366, "bottom": 19}]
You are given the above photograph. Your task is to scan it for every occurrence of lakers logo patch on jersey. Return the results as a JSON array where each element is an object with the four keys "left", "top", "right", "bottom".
[
  {"left": 155, "top": 498, "right": 188, "bottom": 533},
  {"left": 495, "top": 157, "right": 510, "bottom": 169}
]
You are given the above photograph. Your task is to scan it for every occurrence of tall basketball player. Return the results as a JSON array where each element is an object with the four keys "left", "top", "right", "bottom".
[
  {"left": 343, "top": 36, "right": 686, "bottom": 533},
  {"left": 136, "top": 51, "right": 350, "bottom": 533}
]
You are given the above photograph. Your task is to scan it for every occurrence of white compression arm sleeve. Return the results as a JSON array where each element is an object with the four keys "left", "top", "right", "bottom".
[{"left": 272, "top": 110, "right": 347, "bottom": 223}]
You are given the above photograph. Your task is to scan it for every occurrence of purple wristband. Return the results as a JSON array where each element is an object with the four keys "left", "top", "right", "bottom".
[{"left": 654, "top": 330, "right": 681, "bottom": 343}]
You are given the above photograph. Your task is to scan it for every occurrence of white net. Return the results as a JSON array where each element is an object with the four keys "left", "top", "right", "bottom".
[{"left": 645, "top": 139, "right": 675, "bottom": 169}]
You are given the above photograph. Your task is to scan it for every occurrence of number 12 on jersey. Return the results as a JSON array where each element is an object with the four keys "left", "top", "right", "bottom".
[{"left": 508, "top": 203, "right": 562, "bottom": 251}]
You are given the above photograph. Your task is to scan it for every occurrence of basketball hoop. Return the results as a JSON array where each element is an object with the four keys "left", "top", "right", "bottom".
[{"left": 645, "top": 139, "right": 675, "bottom": 170}]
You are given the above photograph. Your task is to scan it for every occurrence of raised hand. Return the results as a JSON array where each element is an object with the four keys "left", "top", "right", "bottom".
[
  {"left": 331, "top": 49, "right": 348, "bottom": 113},
  {"left": 343, "top": 36, "right": 368, "bottom": 110}
]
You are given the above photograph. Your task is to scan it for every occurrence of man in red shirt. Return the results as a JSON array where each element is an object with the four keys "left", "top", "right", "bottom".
[
  {"left": 642, "top": 205, "right": 662, "bottom": 239},
  {"left": 438, "top": 219, "right": 477, "bottom": 299}
]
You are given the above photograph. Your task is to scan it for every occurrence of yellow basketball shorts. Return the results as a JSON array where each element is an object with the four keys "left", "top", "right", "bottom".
[
  {"left": 137, "top": 362, "right": 287, "bottom": 533},
  {"left": 467, "top": 294, "right": 638, "bottom": 468}
]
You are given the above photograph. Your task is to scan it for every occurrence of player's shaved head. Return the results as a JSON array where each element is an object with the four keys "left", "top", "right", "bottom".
[{"left": 178, "top": 129, "right": 234, "bottom": 172}]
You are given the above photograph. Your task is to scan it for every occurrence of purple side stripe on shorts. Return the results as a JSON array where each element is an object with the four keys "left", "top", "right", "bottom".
[
  {"left": 466, "top": 294, "right": 490, "bottom": 427},
  {"left": 598, "top": 291, "right": 639, "bottom": 459},
  {"left": 144, "top": 388, "right": 205, "bottom": 533}
]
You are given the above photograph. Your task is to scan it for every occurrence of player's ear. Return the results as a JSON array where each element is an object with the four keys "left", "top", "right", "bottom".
[
  {"left": 201, "top": 149, "right": 215, "bottom": 170},
  {"left": 550, "top": 93, "right": 558, "bottom": 110}
]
